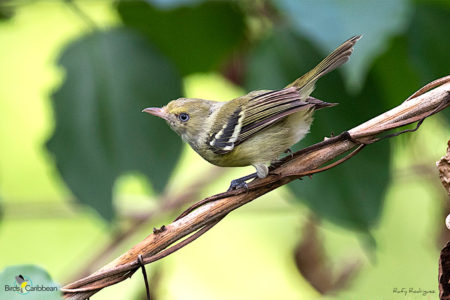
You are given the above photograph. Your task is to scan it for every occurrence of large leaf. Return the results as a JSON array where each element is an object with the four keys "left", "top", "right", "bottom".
[
  {"left": 372, "top": 3, "right": 450, "bottom": 122},
  {"left": 47, "top": 28, "right": 183, "bottom": 221},
  {"left": 409, "top": 3, "right": 450, "bottom": 123},
  {"left": 274, "top": 0, "right": 412, "bottom": 90},
  {"left": 246, "top": 28, "right": 391, "bottom": 231},
  {"left": 117, "top": 0, "right": 246, "bottom": 75},
  {"left": 370, "top": 36, "right": 421, "bottom": 108},
  {"left": 409, "top": 2, "right": 450, "bottom": 82},
  {"left": 0, "top": 265, "right": 62, "bottom": 299}
]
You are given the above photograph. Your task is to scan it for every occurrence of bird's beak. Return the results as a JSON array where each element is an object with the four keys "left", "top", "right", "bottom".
[{"left": 142, "top": 107, "right": 168, "bottom": 120}]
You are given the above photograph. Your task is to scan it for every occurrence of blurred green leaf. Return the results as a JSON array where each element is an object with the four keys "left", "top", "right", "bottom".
[
  {"left": 117, "top": 0, "right": 246, "bottom": 75},
  {"left": 246, "top": 28, "right": 391, "bottom": 231},
  {"left": 144, "top": 0, "right": 203, "bottom": 9},
  {"left": 47, "top": 28, "right": 183, "bottom": 221},
  {"left": 409, "top": 3, "right": 450, "bottom": 120},
  {"left": 371, "top": 36, "right": 421, "bottom": 107},
  {"left": 0, "top": 265, "right": 61, "bottom": 299},
  {"left": 409, "top": 3, "right": 450, "bottom": 82},
  {"left": 0, "top": 3, "right": 14, "bottom": 20},
  {"left": 409, "top": 3, "right": 450, "bottom": 123},
  {"left": 246, "top": 27, "right": 320, "bottom": 91},
  {"left": 274, "top": 0, "right": 412, "bottom": 90}
]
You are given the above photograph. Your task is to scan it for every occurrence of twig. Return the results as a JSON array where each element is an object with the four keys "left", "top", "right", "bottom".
[
  {"left": 137, "top": 255, "right": 150, "bottom": 300},
  {"left": 62, "top": 216, "right": 224, "bottom": 293},
  {"left": 62, "top": 77, "right": 450, "bottom": 299},
  {"left": 68, "top": 168, "right": 224, "bottom": 281}
]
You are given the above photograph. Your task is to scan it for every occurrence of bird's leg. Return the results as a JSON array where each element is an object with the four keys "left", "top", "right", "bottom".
[
  {"left": 269, "top": 159, "right": 281, "bottom": 168},
  {"left": 228, "top": 173, "right": 258, "bottom": 191},
  {"left": 269, "top": 149, "right": 294, "bottom": 169}
]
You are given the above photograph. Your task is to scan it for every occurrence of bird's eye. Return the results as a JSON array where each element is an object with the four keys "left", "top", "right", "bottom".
[{"left": 178, "top": 113, "right": 190, "bottom": 122}]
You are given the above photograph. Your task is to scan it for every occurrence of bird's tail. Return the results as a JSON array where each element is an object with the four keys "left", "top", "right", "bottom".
[
  {"left": 306, "top": 96, "right": 338, "bottom": 110},
  {"left": 286, "top": 35, "right": 362, "bottom": 97}
]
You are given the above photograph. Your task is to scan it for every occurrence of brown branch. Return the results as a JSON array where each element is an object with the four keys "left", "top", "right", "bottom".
[
  {"left": 67, "top": 167, "right": 224, "bottom": 281},
  {"left": 62, "top": 77, "right": 450, "bottom": 299}
]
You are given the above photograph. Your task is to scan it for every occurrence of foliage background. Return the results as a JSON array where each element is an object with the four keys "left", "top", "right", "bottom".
[{"left": 0, "top": 0, "right": 448, "bottom": 299}]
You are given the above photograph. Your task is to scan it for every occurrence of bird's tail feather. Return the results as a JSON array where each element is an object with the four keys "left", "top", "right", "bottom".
[
  {"left": 286, "top": 35, "right": 362, "bottom": 97},
  {"left": 306, "top": 96, "right": 338, "bottom": 110}
]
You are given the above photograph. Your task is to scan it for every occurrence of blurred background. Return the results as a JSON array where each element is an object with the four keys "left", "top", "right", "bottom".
[{"left": 0, "top": 0, "right": 449, "bottom": 299}]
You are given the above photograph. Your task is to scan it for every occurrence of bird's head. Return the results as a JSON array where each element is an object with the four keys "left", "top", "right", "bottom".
[{"left": 143, "top": 98, "right": 216, "bottom": 142}]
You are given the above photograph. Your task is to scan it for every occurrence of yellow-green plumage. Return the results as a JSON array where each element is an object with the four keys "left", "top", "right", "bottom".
[{"left": 144, "top": 35, "right": 361, "bottom": 178}]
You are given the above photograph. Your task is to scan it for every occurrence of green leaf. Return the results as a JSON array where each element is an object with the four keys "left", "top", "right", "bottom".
[
  {"left": 409, "top": 3, "right": 450, "bottom": 81},
  {"left": 0, "top": 265, "right": 62, "bottom": 299},
  {"left": 0, "top": 1, "right": 14, "bottom": 21},
  {"left": 117, "top": 0, "right": 246, "bottom": 75},
  {"left": 144, "top": 0, "right": 203, "bottom": 9},
  {"left": 372, "top": 2, "right": 450, "bottom": 122},
  {"left": 47, "top": 28, "right": 183, "bottom": 221},
  {"left": 274, "top": 0, "right": 412, "bottom": 90},
  {"left": 246, "top": 27, "right": 321, "bottom": 91},
  {"left": 409, "top": 3, "right": 450, "bottom": 122},
  {"left": 370, "top": 36, "right": 421, "bottom": 108},
  {"left": 245, "top": 28, "right": 391, "bottom": 231}
]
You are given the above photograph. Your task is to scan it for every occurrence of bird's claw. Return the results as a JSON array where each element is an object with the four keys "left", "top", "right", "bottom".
[
  {"left": 284, "top": 148, "right": 294, "bottom": 158},
  {"left": 228, "top": 178, "right": 249, "bottom": 192}
]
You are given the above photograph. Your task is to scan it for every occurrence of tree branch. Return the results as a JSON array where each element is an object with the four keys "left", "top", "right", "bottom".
[
  {"left": 62, "top": 76, "right": 450, "bottom": 299},
  {"left": 67, "top": 167, "right": 224, "bottom": 281}
]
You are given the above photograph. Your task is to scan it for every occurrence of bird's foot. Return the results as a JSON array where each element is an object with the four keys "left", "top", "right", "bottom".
[
  {"left": 284, "top": 148, "right": 294, "bottom": 158},
  {"left": 228, "top": 178, "right": 249, "bottom": 191},
  {"left": 227, "top": 173, "right": 257, "bottom": 191}
]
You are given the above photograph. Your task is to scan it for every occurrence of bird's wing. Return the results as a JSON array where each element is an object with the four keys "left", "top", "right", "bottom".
[
  {"left": 15, "top": 275, "right": 25, "bottom": 284},
  {"left": 208, "top": 87, "right": 314, "bottom": 154},
  {"left": 207, "top": 36, "right": 361, "bottom": 154}
]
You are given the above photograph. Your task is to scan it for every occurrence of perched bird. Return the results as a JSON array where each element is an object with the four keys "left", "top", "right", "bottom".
[{"left": 144, "top": 35, "right": 361, "bottom": 189}]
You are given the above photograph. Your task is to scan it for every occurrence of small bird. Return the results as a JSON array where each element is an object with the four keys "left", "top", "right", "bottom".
[
  {"left": 15, "top": 275, "right": 28, "bottom": 293},
  {"left": 144, "top": 35, "right": 361, "bottom": 189}
]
